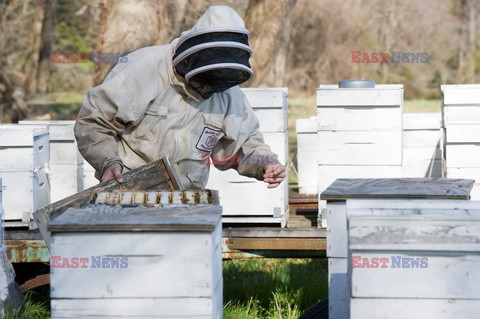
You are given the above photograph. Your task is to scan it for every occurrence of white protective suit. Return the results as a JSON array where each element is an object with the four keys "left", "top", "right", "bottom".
[{"left": 74, "top": 6, "right": 277, "bottom": 189}]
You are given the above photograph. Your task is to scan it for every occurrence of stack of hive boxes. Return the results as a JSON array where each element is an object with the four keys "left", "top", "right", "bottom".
[
  {"left": 49, "top": 203, "right": 223, "bottom": 318},
  {"left": 402, "top": 113, "right": 442, "bottom": 178},
  {"left": 19, "top": 121, "right": 85, "bottom": 201},
  {"left": 206, "top": 88, "right": 289, "bottom": 227},
  {"left": 295, "top": 116, "right": 318, "bottom": 195},
  {"left": 442, "top": 84, "right": 480, "bottom": 199},
  {"left": 317, "top": 84, "right": 404, "bottom": 211},
  {"left": 0, "top": 125, "right": 50, "bottom": 227}
]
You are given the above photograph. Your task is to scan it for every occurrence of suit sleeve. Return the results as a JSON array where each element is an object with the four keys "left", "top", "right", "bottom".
[
  {"left": 74, "top": 74, "right": 137, "bottom": 179},
  {"left": 211, "top": 91, "right": 278, "bottom": 181}
]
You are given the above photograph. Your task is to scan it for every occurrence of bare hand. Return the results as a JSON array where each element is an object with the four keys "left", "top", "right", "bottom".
[
  {"left": 101, "top": 163, "right": 124, "bottom": 183},
  {"left": 263, "top": 163, "right": 286, "bottom": 189}
]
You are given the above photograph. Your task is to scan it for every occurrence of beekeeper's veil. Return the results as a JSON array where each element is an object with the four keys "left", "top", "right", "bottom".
[{"left": 173, "top": 6, "right": 253, "bottom": 100}]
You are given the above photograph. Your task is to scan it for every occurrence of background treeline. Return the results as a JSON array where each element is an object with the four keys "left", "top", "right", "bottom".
[{"left": 0, "top": 0, "right": 479, "bottom": 121}]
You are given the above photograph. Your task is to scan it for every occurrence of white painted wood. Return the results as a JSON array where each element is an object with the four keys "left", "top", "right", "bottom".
[
  {"left": 403, "top": 130, "right": 441, "bottom": 149},
  {"left": 326, "top": 202, "right": 348, "bottom": 258},
  {"left": 446, "top": 124, "right": 480, "bottom": 143},
  {"left": 317, "top": 105, "right": 401, "bottom": 131},
  {"left": 206, "top": 131, "right": 288, "bottom": 223},
  {"left": 441, "top": 84, "right": 480, "bottom": 105},
  {"left": 18, "top": 121, "right": 83, "bottom": 201},
  {"left": 51, "top": 232, "right": 220, "bottom": 298},
  {"left": 318, "top": 165, "right": 402, "bottom": 195},
  {"left": 346, "top": 198, "right": 480, "bottom": 211},
  {"left": 81, "top": 161, "right": 99, "bottom": 189},
  {"left": 350, "top": 251, "right": 480, "bottom": 299},
  {"left": 349, "top": 216, "right": 480, "bottom": 251},
  {"left": 317, "top": 84, "right": 404, "bottom": 106},
  {"left": 328, "top": 258, "right": 350, "bottom": 319},
  {"left": 317, "top": 131, "right": 402, "bottom": 165},
  {"left": 297, "top": 117, "right": 318, "bottom": 195},
  {"left": 242, "top": 88, "right": 288, "bottom": 132},
  {"left": 19, "top": 120, "right": 75, "bottom": 140},
  {"left": 0, "top": 128, "right": 50, "bottom": 222},
  {"left": 0, "top": 169, "right": 50, "bottom": 222},
  {"left": 52, "top": 297, "right": 219, "bottom": 319},
  {"left": 444, "top": 106, "right": 480, "bottom": 124},
  {"left": 50, "top": 205, "right": 222, "bottom": 318},
  {"left": 471, "top": 183, "right": 480, "bottom": 200},
  {"left": 445, "top": 167, "right": 480, "bottom": 181},
  {"left": 351, "top": 298, "right": 480, "bottom": 319},
  {"left": 446, "top": 144, "right": 480, "bottom": 167},
  {"left": 403, "top": 113, "right": 441, "bottom": 130}
]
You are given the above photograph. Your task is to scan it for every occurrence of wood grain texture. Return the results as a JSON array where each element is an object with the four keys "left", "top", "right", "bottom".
[
  {"left": 51, "top": 298, "right": 219, "bottom": 318},
  {"left": 317, "top": 131, "right": 402, "bottom": 165},
  {"left": 48, "top": 205, "right": 221, "bottom": 232},
  {"left": 349, "top": 216, "right": 480, "bottom": 251},
  {"left": 351, "top": 298, "right": 480, "bottom": 319},
  {"left": 317, "top": 84, "right": 404, "bottom": 106},
  {"left": 320, "top": 178, "right": 474, "bottom": 200},
  {"left": 350, "top": 252, "right": 480, "bottom": 299},
  {"left": 50, "top": 231, "right": 221, "bottom": 299},
  {"left": 35, "top": 157, "right": 177, "bottom": 246}
]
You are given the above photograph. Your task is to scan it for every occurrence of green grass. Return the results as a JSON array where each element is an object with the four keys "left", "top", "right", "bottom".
[
  {"left": 404, "top": 99, "right": 441, "bottom": 113},
  {"left": 4, "top": 288, "right": 50, "bottom": 319},
  {"left": 223, "top": 258, "right": 328, "bottom": 318},
  {"left": 8, "top": 259, "right": 328, "bottom": 318}
]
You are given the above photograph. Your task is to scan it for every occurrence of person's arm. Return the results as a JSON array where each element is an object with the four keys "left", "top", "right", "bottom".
[
  {"left": 211, "top": 90, "right": 286, "bottom": 188},
  {"left": 74, "top": 74, "right": 136, "bottom": 182}
]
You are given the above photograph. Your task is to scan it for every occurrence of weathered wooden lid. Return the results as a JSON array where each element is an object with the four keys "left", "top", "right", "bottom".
[
  {"left": 320, "top": 178, "right": 475, "bottom": 201},
  {"left": 48, "top": 204, "right": 221, "bottom": 233}
]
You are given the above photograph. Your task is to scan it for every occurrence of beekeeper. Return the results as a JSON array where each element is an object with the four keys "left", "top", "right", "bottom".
[{"left": 74, "top": 5, "right": 286, "bottom": 189}]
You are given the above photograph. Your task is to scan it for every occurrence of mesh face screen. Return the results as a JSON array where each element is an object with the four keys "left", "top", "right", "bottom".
[
  {"left": 174, "top": 32, "right": 249, "bottom": 60},
  {"left": 189, "top": 68, "right": 251, "bottom": 99},
  {"left": 175, "top": 47, "right": 251, "bottom": 78}
]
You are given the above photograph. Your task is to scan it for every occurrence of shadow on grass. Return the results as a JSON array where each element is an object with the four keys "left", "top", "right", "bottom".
[{"left": 223, "top": 258, "right": 328, "bottom": 317}]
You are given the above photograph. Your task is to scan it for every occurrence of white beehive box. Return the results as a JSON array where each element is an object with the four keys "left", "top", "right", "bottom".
[
  {"left": 348, "top": 199, "right": 480, "bottom": 319},
  {"left": 296, "top": 116, "right": 318, "bottom": 195},
  {"left": 0, "top": 125, "right": 50, "bottom": 226},
  {"left": 402, "top": 113, "right": 442, "bottom": 177},
  {"left": 49, "top": 204, "right": 222, "bottom": 319},
  {"left": 442, "top": 84, "right": 480, "bottom": 199},
  {"left": 321, "top": 178, "right": 474, "bottom": 319},
  {"left": 19, "top": 121, "right": 84, "bottom": 201},
  {"left": 206, "top": 88, "right": 289, "bottom": 226},
  {"left": 316, "top": 84, "right": 404, "bottom": 199},
  {"left": 81, "top": 161, "right": 99, "bottom": 189}
]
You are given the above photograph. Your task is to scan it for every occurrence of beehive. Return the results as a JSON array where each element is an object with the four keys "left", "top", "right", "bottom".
[
  {"left": 19, "top": 121, "right": 84, "bottom": 201},
  {"left": 49, "top": 204, "right": 222, "bottom": 318},
  {"left": 0, "top": 125, "right": 50, "bottom": 226},
  {"left": 442, "top": 84, "right": 480, "bottom": 199},
  {"left": 206, "top": 88, "right": 289, "bottom": 227}
]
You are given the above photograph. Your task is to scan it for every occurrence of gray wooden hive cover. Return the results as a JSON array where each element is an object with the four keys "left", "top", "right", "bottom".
[
  {"left": 48, "top": 205, "right": 222, "bottom": 233},
  {"left": 320, "top": 178, "right": 475, "bottom": 200}
]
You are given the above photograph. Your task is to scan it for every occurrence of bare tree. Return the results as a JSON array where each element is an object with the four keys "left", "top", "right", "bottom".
[{"left": 244, "top": 0, "right": 297, "bottom": 87}]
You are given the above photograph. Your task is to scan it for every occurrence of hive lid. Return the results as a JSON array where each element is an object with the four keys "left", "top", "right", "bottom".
[
  {"left": 48, "top": 204, "right": 222, "bottom": 233},
  {"left": 320, "top": 178, "right": 475, "bottom": 201}
]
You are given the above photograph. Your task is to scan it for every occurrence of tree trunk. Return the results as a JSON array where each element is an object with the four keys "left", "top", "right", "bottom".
[
  {"left": 93, "top": 0, "right": 166, "bottom": 84},
  {"left": 25, "top": 0, "right": 45, "bottom": 95},
  {"left": 36, "top": 0, "right": 56, "bottom": 94},
  {"left": 244, "top": 0, "right": 297, "bottom": 87}
]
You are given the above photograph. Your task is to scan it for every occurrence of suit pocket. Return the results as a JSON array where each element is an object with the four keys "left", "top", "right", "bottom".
[{"left": 133, "top": 96, "right": 168, "bottom": 142}]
